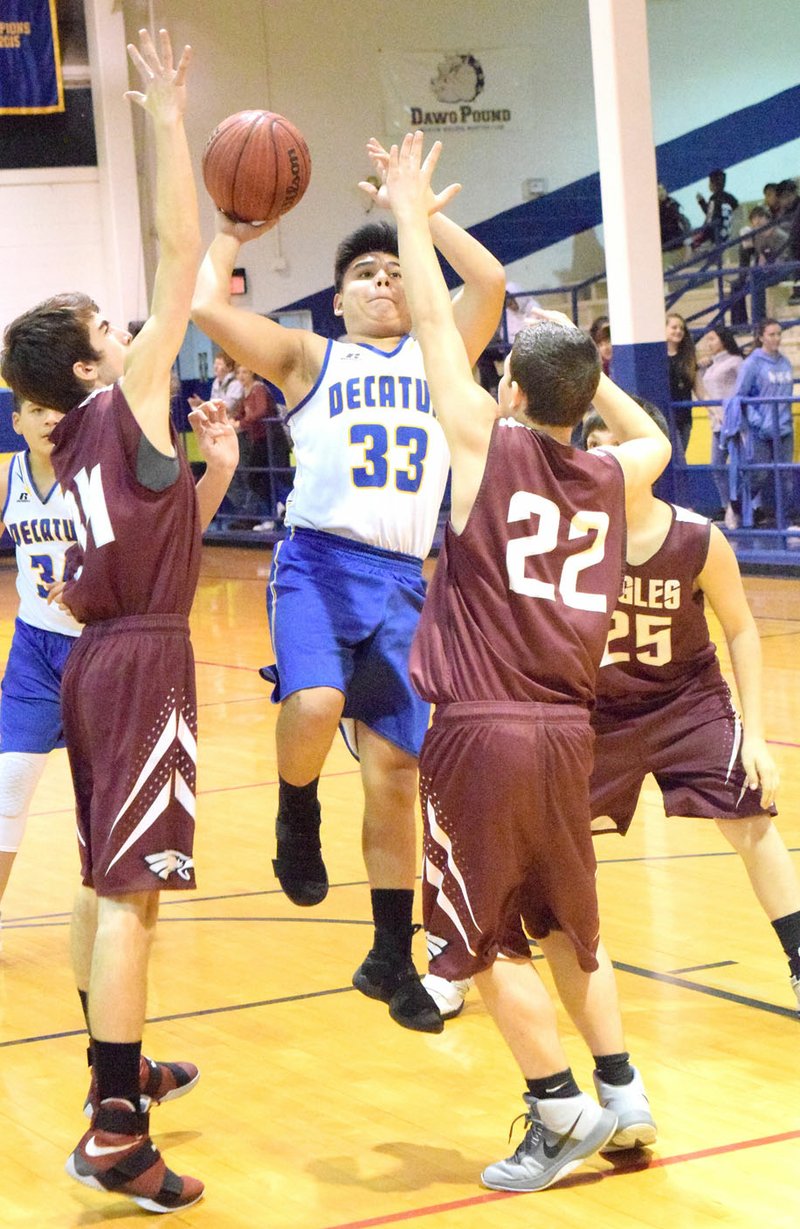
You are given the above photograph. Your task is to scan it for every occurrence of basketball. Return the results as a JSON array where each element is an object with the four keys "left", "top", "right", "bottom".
[{"left": 202, "top": 110, "right": 312, "bottom": 224}]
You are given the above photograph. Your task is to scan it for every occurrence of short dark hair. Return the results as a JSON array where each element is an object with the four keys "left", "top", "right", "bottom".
[
  {"left": 582, "top": 395, "right": 669, "bottom": 448},
  {"left": 333, "top": 220, "right": 399, "bottom": 292},
  {"left": 510, "top": 322, "right": 601, "bottom": 429},
  {"left": 1, "top": 292, "right": 100, "bottom": 414},
  {"left": 709, "top": 168, "right": 726, "bottom": 186},
  {"left": 777, "top": 178, "right": 798, "bottom": 197},
  {"left": 763, "top": 182, "right": 779, "bottom": 195}
]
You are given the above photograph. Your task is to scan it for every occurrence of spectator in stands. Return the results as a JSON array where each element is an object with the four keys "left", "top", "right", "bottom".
[
  {"left": 589, "top": 316, "right": 612, "bottom": 376},
  {"left": 775, "top": 180, "right": 800, "bottom": 305},
  {"left": 763, "top": 183, "right": 781, "bottom": 220},
  {"left": 231, "top": 365, "right": 276, "bottom": 518},
  {"left": 731, "top": 206, "right": 774, "bottom": 325},
  {"left": 188, "top": 351, "right": 243, "bottom": 416},
  {"left": 698, "top": 327, "right": 743, "bottom": 523},
  {"left": 693, "top": 169, "right": 738, "bottom": 249},
  {"left": 726, "top": 319, "right": 795, "bottom": 526},
  {"left": 658, "top": 183, "right": 690, "bottom": 249},
  {"left": 476, "top": 282, "right": 540, "bottom": 395},
  {"left": 666, "top": 313, "right": 701, "bottom": 453}
]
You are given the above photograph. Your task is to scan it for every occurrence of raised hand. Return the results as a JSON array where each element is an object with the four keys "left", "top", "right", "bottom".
[
  {"left": 125, "top": 27, "right": 191, "bottom": 122},
  {"left": 524, "top": 305, "right": 579, "bottom": 331},
  {"left": 213, "top": 209, "right": 278, "bottom": 245},
  {"left": 188, "top": 400, "right": 240, "bottom": 472},
  {"left": 380, "top": 131, "right": 461, "bottom": 219}
]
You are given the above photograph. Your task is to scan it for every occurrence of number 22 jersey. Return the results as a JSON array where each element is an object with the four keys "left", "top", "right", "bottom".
[
  {"left": 410, "top": 419, "right": 626, "bottom": 707},
  {"left": 284, "top": 335, "right": 449, "bottom": 558}
]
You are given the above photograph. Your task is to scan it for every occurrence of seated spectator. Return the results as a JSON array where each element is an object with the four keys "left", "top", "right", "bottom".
[
  {"left": 763, "top": 182, "right": 781, "bottom": 219},
  {"left": 658, "top": 183, "right": 691, "bottom": 249},
  {"left": 698, "top": 327, "right": 743, "bottom": 523},
  {"left": 666, "top": 313, "right": 702, "bottom": 454},
  {"left": 693, "top": 169, "right": 738, "bottom": 249}
]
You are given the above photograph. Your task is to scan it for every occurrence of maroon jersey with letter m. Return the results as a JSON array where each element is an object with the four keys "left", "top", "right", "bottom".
[
  {"left": 410, "top": 419, "right": 625, "bottom": 707},
  {"left": 50, "top": 383, "right": 201, "bottom": 623}
]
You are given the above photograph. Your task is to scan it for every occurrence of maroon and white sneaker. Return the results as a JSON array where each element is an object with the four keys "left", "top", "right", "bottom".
[
  {"left": 83, "top": 1053, "right": 200, "bottom": 1119},
  {"left": 66, "top": 1097, "right": 204, "bottom": 1213}
]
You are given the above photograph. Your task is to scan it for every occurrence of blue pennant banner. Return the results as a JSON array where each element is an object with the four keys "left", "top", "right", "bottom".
[{"left": 0, "top": 0, "right": 64, "bottom": 115}]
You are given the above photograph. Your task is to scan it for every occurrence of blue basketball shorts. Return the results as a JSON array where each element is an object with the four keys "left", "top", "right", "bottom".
[
  {"left": 262, "top": 527, "right": 431, "bottom": 758},
  {"left": 1, "top": 618, "right": 77, "bottom": 753}
]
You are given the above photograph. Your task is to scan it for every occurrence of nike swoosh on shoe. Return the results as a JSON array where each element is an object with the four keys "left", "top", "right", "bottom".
[
  {"left": 541, "top": 1112, "right": 584, "bottom": 1160},
  {"left": 84, "top": 1136, "right": 143, "bottom": 1158}
]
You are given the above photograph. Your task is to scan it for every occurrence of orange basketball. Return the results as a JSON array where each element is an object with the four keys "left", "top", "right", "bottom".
[{"left": 201, "top": 110, "right": 312, "bottom": 224}]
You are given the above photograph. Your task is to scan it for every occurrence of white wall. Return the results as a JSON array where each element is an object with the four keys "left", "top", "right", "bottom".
[{"left": 1, "top": 0, "right": 799, "bottom": 338}]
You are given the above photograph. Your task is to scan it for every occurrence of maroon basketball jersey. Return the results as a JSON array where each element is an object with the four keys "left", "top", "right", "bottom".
[
  {"left": 410, "top": 419, "right": 626, "bottom": 706},
  {"left": 50, "top": 383, "right": 201, "bottom": 623},
  {"left": 595, "top": 504, "right": 723, "bottom": 717}
]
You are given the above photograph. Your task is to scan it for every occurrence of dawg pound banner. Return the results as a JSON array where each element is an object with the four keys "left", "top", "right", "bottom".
[
  {"left": 379, "top": 49, "right": 518, "bottom": 135},
  {"left": 0, "top": 0, "right": 64, "bottom": 114}
]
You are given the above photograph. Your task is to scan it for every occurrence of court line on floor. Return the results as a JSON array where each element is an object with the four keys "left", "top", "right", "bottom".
[
  {"left": 315, "top": 1128, "right": 800, "bottom": 1229},
  {"left": 1, "top": 945, "right": 795, "bottom": 1052}
]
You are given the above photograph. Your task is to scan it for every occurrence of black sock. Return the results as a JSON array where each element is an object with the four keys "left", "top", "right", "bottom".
[
  {"left": 78, "top": 988, "right": 91, "bottom": 1033},
  {"left": 79, "top": 989, "right": 94, "bottom": 1067},
  {"left": 92, "top": 1039, "right": 142, "bottom": 1107},
  {"left": 771, "top": 911, "right": 800, "bottom": 977},
  {"left": 593, "top": 1051, "right": 634, "bottom": 1086},
  {"left": 371, "top": 888, "right": 414, "bottom": 961},
  {"left": 278, "top": 777, "right": 320, "bottom": 827},
  {"left": 526, "top": 1069, "right": 581, "bottom": 1100}
]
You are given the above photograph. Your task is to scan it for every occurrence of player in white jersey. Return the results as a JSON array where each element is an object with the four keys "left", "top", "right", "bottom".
[
  {"left": 193, "top": 147, "right": 505, "bottom": 1033},
  {"left": 0, "top": 395, "right": 80, "bottom": 918}
]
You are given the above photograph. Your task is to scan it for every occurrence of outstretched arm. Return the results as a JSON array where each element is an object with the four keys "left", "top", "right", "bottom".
[
  {"left": 698, "top": 526, "right": 778, "bottom": 808},
  {"left": 120, "top": 30, "right": 200, "bottom": 455},
  {"left": 191, "top": 217, "right": 326, "bottom": 408},
  {"left": 362, "top": 137, "right": 505, "bottom": 363},
  {"left": 384, "top": 133, "right": 497, "bottom": 528}
]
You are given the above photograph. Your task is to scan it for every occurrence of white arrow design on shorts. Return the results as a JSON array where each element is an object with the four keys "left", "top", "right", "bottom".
[{"left": 424, "top": 798, "right": 482, "bottom": 956}]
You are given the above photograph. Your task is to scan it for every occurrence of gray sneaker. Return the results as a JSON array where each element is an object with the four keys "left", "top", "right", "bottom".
[
  {"left": 593, "top": 1067, "right": 657, "bottom": 1151},
  {"left": 480, "top": 1094, "right": 617, "bottom": 1192}
]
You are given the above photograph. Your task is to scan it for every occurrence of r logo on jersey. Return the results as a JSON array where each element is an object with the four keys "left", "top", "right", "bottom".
[{"left": 17, "top": 490, "right": 30, "bottom": 502}]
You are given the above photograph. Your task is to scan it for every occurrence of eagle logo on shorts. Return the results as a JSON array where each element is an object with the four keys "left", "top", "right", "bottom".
[{"left": 145, "top": 849, "right": 194, "bottom": 881}]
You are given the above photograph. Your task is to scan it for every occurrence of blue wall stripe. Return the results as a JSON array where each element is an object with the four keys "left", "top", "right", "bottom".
[{"left": 285, "top": 84, "right": 800, "bottom": 338}]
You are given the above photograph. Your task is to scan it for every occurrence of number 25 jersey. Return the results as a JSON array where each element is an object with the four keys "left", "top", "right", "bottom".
[
  {"left": 595, "top": 504, "right": 722, "bottom": 718},
  {"left": 410, "top": 419, "right": 626, "bottom": 707},
  {"left": 284, "top": 336, "right": 449, "bottom": 558}
]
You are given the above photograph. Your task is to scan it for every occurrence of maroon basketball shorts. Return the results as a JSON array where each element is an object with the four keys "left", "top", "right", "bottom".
[
  {"left": 61, "top": 614, "right": 198, "bottom": 896},
  {"left": 590, "top": 682, "right": 776, "bottom": 835},
  {"left": 419, "top": 701, "right": 600, "bottom": 981}
]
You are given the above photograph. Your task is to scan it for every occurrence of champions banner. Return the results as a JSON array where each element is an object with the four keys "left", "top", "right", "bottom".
[
  {"left": 0, "top": 0, "right": 64, "bottom": 115},
  {"left": 379, "top": 48, "right": 519, "bottom": 136}
]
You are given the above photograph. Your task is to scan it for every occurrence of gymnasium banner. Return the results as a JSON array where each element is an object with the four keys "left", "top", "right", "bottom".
[
  {"left": 0, "top": 0, "right": 64, "bottom": 115},
  {"left": 379, "top": 49, "right": 519, "bottom": 136}
]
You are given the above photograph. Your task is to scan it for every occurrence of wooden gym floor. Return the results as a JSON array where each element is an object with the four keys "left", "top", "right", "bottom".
[{"left": 1, "top": 545, "right": 799, "bottom": 1228}]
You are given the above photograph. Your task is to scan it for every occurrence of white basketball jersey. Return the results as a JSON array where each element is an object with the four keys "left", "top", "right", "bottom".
[
  {"left": 285, "top": 336, "right": 450, "bottom": 558},
  {"left": 2, "top": 451, "right": 81, "bottom": 635}
]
